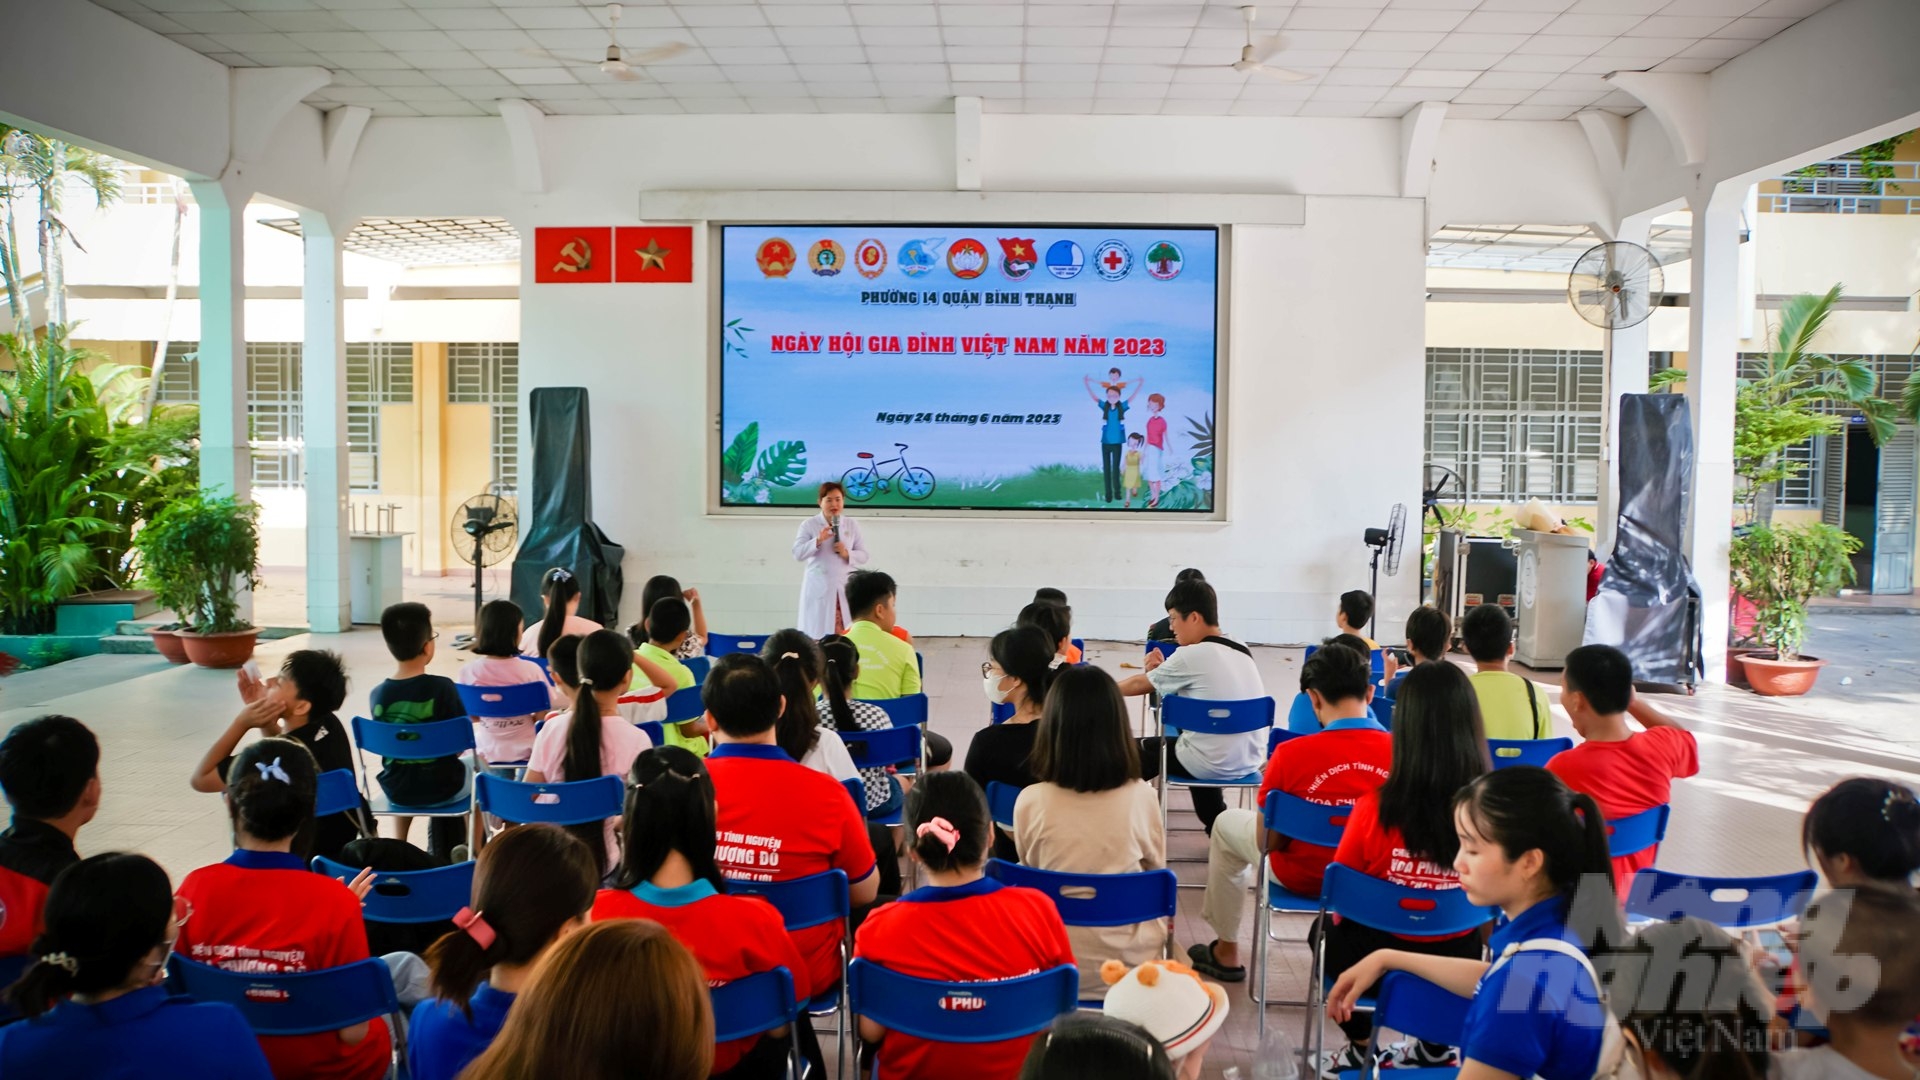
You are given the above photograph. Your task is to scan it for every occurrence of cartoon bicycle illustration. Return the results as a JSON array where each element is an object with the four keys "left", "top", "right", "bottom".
[{"left": 842, "top": 443, "right": 937, "bottom": 501}]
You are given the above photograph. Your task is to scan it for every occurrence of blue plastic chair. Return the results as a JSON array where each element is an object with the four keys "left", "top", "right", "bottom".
[
  {"left": 474, "top": 773, "right": 624, "bottom": 826},
  {"left": 638, "top": 720, "right": 666, "bottom": 746},
  {"left": 986, "top": 781, "right": 1021, "bottom": 832},
  {"left": 1624, "top": 868, "right": 1818, "bottom": 929},
  {"left": 684, "top": 655, "right": 712, "bottom": 685},
  {"left": 168, "top": 955, "right": 402, "bottom": 1072},
  {"left": 313, "top": 856, "right": 475, "bottom": 924},
  {"left": 842, "top": 777, "right": 865, "bottom": 813},
  {"left": 1070, "top": 638, "right": 1087, "bottom": 664},
  {"left": 1252, "top": 791, "right": 1355, "bottom": 1010},
  {"left": 455, "top": 681, "right": 550, "bottom": 722},
  {"left": 527, "top": 655, "right": 550, "bottom": 673},
  {"left": 859, "top": 693, "right": 929, "bottom": 730},
  {"left": 1358, "top": 973, "right": 1473, "bottom": 1080},
  {"left": 1605, "top": 804, "right": 1671, "bottom": 860},
  {"left": 847, "top": 959, "right": 1078, "bottom": 1047},
  {"left": 710, "top": 966, "right": 803, "bottom": 1072},
  {"left": 710, "top": 633, "right": 770, "bottom": 657},
  {"left": 985, "top": 859, "right": 1177, "bottom": 930},
  {"left": 314, "top": 768, "right": 362, "bottom": 818},
  {"left": 1298, "top": 864, "right": 1494, "bottom": 1053},
  {"left": 843, "top": 726, "right": 924, "bottom": 828},
  {"left": 1157, "top": 695, "right": 1276, "bottom": 836},
  {"left": 732, "top": 871, "right": 852, "bottom": 1067},
  {"left": 664, "top": 685, "right": 705, "bottom": 724},
  {"left": 1267, "top": 727, "right": 1302, "bottom": 756},
  {"left": 350, "top": 715, "right": 476, "bottom": 823},
  {"left": 1285, "top": 692, "right": 1319, "bottom": 734},
  {"left": 1487, "top": 737, "right": 1573, "bottom": 768},
  {"left": 1144, "top": 640, "right": 1177, "bottom": 661},
  {"left": 1369, "top": 694, "right": 1395, "bottom": 730},
  {"left": 989, "top": 701, "right": 1015, "bottom": 724},
  {"left": 1304, "top": 643, "right": 1388, "bottom": 680}
]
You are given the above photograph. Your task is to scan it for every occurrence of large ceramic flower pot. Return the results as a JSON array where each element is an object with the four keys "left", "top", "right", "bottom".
[
  {"left": 146, "top": 626, "right": 191, "bottom": 665},
  {"left": 1736, "top": 653, "right": 1826, "bottom": 697},
  {"left": 178, "top": 628, "right": 259, "bottom": 669}
]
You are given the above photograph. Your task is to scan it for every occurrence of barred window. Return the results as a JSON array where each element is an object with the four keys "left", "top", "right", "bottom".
[
  {"left": 246, "top": 343, "right": 304, "bottom": 489},
  {"left": 1425, "top": 348, "right": 1604, "bottom": 504},
  {"left": 447, "top": 342, "right": 519, "bottom": 496},
  {"left": 346, "top": 342, "right": 414, "bottom": 492}
]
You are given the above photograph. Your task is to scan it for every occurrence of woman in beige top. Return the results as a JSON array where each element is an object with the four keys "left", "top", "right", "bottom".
[{"left": 1013, "top": 666, "right": 1167, "bottom": 1000}]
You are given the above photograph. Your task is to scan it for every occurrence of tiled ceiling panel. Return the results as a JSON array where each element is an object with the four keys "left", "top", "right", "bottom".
[{"left": 88, "top": 0, "right": 1835, "bottom": 118}]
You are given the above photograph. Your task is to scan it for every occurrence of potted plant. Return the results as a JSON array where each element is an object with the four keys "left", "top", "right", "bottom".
[
  {"left": 141, "top": 492, "right": 261, "bottom": 668},
  {"left": 131, "top": 499, "right": 202, "bottom": 665},
  {"left": 1728, "top": 522, "right": 1859, "bottom": 695}
]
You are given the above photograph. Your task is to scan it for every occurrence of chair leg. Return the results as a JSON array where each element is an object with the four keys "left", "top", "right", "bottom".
[{"left": 1305, "top": 930, "right": 1326, "bottom": 1073}]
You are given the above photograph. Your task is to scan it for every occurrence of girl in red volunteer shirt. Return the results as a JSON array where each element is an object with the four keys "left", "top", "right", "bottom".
[
  {"left": 592, "top": 746, "right": 816, "bottom": 1079},
  {"left": 173, "top": 738, "right": 387, "bottom": 1080},
  {"left": 853, "top": 771, "right": 1074, "bottom": 1080},
  {"left": 1315, "top": 661, "right": 1491, "bottom": 1079}
]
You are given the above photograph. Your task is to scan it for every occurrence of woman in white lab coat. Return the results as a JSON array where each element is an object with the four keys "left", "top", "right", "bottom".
[{"left": 793, "top": 481, "right": 869, "bottom": 638}]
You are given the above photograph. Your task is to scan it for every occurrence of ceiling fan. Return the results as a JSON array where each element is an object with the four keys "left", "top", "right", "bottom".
[
  {"left": 517, "top": 3, "right": 690, "bottom": 82},
  {"left": 1175, "top": 6, "right": 1310, "bottom": 82}
]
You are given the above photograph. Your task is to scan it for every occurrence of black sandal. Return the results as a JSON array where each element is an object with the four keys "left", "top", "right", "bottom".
[{"left": 1186, "top": 941, "right": 1246, "bottom": 982}]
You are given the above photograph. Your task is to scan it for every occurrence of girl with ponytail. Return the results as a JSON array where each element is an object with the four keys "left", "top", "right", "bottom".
[
  {"left": 519, "top": 567, "right": 598, "bottom": 660},
  {"left": 410, "top": 824, "right": 598, "bottom": 1080},
  {"left": 526, "top": 630, "right": 651, "bottom": 874},
  {"left": 1327, "top": 767, "right": 1619, "bottom": 1080},
  {"left": 853, "top": 771, "right": 1075, "bottom": 1080},
  {"left": 819, "top": 633, "right": 905, "bottom": 815},
  {"left": 762, "top": 630, "right": 864, "bottom": 786},
  {"left": 0, "top": 853, "right": 271, "bottom": 1078}
]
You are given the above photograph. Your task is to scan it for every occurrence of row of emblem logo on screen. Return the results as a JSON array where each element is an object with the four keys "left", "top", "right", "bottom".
[{"left": 754, "top": 237, "right": 1187, "bottom": 283}]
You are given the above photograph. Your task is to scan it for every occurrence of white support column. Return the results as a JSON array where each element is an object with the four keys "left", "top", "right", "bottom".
[
  {"left": 301, "top": 210, "right": 352, "bottom": 633},
  {"left": 187, "top": 176, "right": 252, "bottom": 503},
  {"left": 1594, "top": 212, "right": 1658, "bottom": 557},
  {"left": 1685, "top": 186, "right": 1746, "bottom": 680}
]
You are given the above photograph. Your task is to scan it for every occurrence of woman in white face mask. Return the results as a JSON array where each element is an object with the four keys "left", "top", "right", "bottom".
[{"left": 961, "top": 624, "right": 1064, "bottom": 862}]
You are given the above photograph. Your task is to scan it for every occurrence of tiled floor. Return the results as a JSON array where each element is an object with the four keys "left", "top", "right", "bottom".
[{"left": 3, "top": 622, "right": 1916, "bottom": 1078}]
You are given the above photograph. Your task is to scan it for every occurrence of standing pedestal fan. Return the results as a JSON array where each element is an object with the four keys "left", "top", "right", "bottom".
[
  {"left": 1363, "top": 503, "right": 1406, "bottom": 642},
  {"left": 452, "top": 493, "right": 517, "bottom": 642}
]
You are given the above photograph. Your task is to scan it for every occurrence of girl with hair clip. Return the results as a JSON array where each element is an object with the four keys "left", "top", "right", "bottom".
[
  {"left": 853, "top": 771, "right": 1074, "bottom": 1080},
  {"left": 173, "top": 738, "right": 392, "bottom": 1080},
  {"left": 1326, "top": 766, "right": 1621, "bottom": 1080},
  {"left": 818, "top": 633, "right": 898, "bottom": 815},
  {"left": 458, "top": 599, "right": 562, "bottom": 765},
  {"left": 544, "top": 633, "right": 584, "bottom": 715},
  {"left": 526, "top": 629, "right": 652, "bottom": 874},
  {"left": 1610, "top": 918, "right": 1774, "bottom": 1080},
  {"left": 963, "top": 624, "right": 1066, "bottom": 862},
  {"left": 0, "top": 853, "right": 273, "bottom": 1079},
  {"left": 519, "top": 567, "right": 599, "bottom": 660},
  {"left": 761, "top": 630, "right": 861, "bottom": 786},
  {"left": 408, "top": 824, "right": 599, "bottom": 1080},
  {"left": 458, "top": 918, "right": 715, "bottom": 1080},
  {"left": 1019, "top": 1014, "right": 1175, "bottom": 1080},
  {"left": 592, "top": 746, "right": 818, "bottom": 1079},
  {"left": 639, "top": 574, "right": 709, "bottom": 659}
]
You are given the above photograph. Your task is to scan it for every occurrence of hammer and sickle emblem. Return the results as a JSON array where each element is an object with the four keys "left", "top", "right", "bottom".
[{"left": 553, "top": 238, "right": 592, "bottom": 274}]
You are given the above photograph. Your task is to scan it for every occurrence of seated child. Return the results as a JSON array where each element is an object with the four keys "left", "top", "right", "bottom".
[
  {"left": 1545, "top": 644, "right": 1697, "bottom": 892},
  {"left": 1613, "top": 918, "right": 1774, "bottom": 1080},
  {"left": 369, "top": 602, "right": 468, "bottom": 858},
  {"left": 0, "top": 853, "right": 273, "bottom": 1079},
  {"left": 176, "top": 739, "right": 390, "bottom": 1080},
  {"left": 410, "top": 824, "right": 598, "bottom": 1080},
  {"left": 1145, "top": 569, "right": 1205, "bottom": 643},
  {"left": 853, "top": 772, "right": 1075, "bottom": 1080},
  {"left": 763, "top": 630, "right": 860, "bottom": 786},
  {"left": 0, "top": 714, "right": 98, "bottom": 957},
  {"left": 458, "top": 599, "right": 561, "bottom": 767},
  {"left": 1017, "top": 1014, "right": 1177, "bottom": 1080},
  {"left": 1019, "top": 599, "right": 1078, "bottom": 667},
  {"left": 638, "top": 574, "right": 709, "bottom": 659},
  {"left": 1380, "top": 605, "right": 1449, "bottom": 697},
  {"left": 527, "top": 630, "right": 652, "bottom": 875},
  {"left": 1461, "top": 604, "right": 1552, "bottom": 741},
  {"left": 190, "top": 650, "right": 365, "bottom": 862},
  {"left": 1336, "top": 590, "right": 1378, "bottom": 649},
  {"left": 1099, "top": 960, "right": 1231, "bottom": 1080},
  {"left": 1779, "top": 884, "right": 1920, "bottom": 1080},
  {"left": 518, "top": 567, "right": 600, "bottom": 659},
  {"left": 628, "top": 597, "right": 705, "bottom": 756}
]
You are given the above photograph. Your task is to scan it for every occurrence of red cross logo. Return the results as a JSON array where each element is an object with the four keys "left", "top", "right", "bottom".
[{"left": 1103, "top": 249, "right": 1124, "bottom": 271}]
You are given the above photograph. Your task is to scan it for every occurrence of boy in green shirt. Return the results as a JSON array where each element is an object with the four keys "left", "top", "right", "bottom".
[
  {"left": 842, "top": 570, "right": 922, "bottom": 700},
  {"left": 635, "top": 597, "right": 707, "bottom": 756},
  {"left": 1460, "top": 603, "right": 1553, "bottom": 741}
]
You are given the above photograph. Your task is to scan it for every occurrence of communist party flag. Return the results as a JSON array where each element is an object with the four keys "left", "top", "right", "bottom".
[{"left": 532, "top": 227, "right": 612, "bottom": 283}]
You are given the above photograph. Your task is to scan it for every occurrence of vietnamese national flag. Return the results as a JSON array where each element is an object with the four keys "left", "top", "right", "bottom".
[
  {"left": 615, "top": 226, "right": 695, "bottom": 283},
  {"left": 533, "top": 227, "right": 612, "bottom": 283}
]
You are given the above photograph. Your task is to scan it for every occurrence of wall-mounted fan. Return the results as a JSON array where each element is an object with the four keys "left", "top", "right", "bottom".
[
  {"left": 518, "top": 4, "right": 690, "bottom": 82},
  {"left": 1568, "top": 241, "right": 1664, "bottom": 330},
  {"left": 1363, "top": 503, "right": 1406, "bottom": 640},
  {"left": 452, "top": 493, "right": 517, "bottom": 639}
]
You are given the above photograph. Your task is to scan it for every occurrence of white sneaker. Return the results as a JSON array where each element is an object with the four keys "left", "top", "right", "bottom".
[{"left": 1315, "top": 1043, "right": 1368, "bottom": 1080}]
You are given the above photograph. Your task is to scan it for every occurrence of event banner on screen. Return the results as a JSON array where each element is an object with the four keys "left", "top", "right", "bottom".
[{"left": 718, "top": 225, "right": 1219, "bottom": 512}]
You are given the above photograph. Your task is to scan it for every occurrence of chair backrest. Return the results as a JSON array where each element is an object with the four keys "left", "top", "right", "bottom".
[
  {"left": 710, "top": 966, "right": 800, "bottom": 1043},
  {"left": 1070, "top": 638, "right": 1086, "bottom": 663},
  {"left": 1320, "top": 864, "right": 1494, "bottom": 938},
  {"left": 1302, "top": 644, "right": 1387, "bottom": 679},
  {"left": 664, "top": 685, "right": 705, "bottom": 723},
  {"left": 1605, "top": 805, "right": 1671, "bottom": 860},
  {"left": 1285, "top": 692, "right": 1319, "bottom": 734},
  {"left": 847, "top": 959, "right": 1078, "bottom": 1044},
  {"left": 313, "top": 768, "right": 361, "bottom": 818},
  {"left": 1375, "top": 972, "right": 1472, "bottom": 1049},
  {"left": 1487, "top": 737, "right": 1574, "bottom": 769},
  {"left": 859, "top": 693, "right": 929, "bottom": 729},
  {"left": 637, "top": 720, "right": 665, "bottom": 746},
  {"left": 684, "top": 655, "right": 712, "bottom": 684},
  {"left": 842, "top": 778, "right": 864, "bottom": 813},
  {"left": 731, "top": 869, "right": 851, "bottom": 933},
  {"left": 842, "top": 725, "right": 923, "bottom": 771},
  {"left": 1624, "top": 868, "right": 1819, "bottom": 929},
  {"left": 1161, "top": 694, "right": 1276, "bottom": 737},
  {"left": 986, "top": 781, "right": 1021, "bottom": 832},
  {"left": 710, "top": 633, "right": 769, "bottom": 657},
  {"left": 350, "top": 714, "right": 477, "bottom": 761},
  {"left": 1144, "top": 640, "right": 1177, "bottom": 661},
  {"left": 1368, "top": 694, "right": 1395, "bottom": 731},
  {"left": 1267, "top": 727, "right": 1302, "bottom": 757},
  {"left": 312, "top": 857, "right": 475, "bottom": 924},
  {"left": 527, "top": 655, "right": 550, "bottom": 673},
  {"left": 989, "top": 701, "right": 1015, "bottom": 724},
  {"left": 984, "top": 859, "right": 1177, "bottom": 928},
  {"left": 474, "top": 773, "right": 624, "bottom": 826},
  {"left": 1262, "top": 791, "right": 1353, "bottom": 849},
  {"left": 168, "top": 955, "right": 401, "bottom": 1037},
  {"left": 456, "top": 681, "right": 551, "bottom": 719}
]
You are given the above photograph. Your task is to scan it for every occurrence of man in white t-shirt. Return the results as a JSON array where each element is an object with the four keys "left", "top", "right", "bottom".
[{"left": 1119, "top": 578, "right": 1266, "bottom": 835}]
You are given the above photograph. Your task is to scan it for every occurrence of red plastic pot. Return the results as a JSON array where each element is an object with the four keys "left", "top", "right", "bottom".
[
  {"left": 1736, "top": 653, "right": 1826, "bottom": 697},
  {"left": 177, "top": 628, "right": 260, "bottom": 669},
  {"left": 146, "top": 626, "right": 191, "bottom": 665}
]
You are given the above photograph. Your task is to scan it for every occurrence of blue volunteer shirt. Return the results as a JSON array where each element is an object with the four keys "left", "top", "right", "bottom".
[
  {"left": 410, "top": 982, "right": 517, "bottom": 1080},
  {"left": 1462, "top": 896, "right": 1607, "bottom": 1080},
  {"left": 0, "top": 984, "right": 272, "bottom": 1080}
]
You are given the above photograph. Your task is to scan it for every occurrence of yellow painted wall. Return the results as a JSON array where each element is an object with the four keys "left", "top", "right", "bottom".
[{"left": 440, "top": 404, "right": 494, "bottom": 572}]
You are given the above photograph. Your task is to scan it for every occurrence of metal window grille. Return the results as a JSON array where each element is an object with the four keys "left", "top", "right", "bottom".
[
  {"left": 1426, "top": 348, "right": 1604, "bottom": 504},
  {"left": 247, "top": 343, "right": 304, "bottom": 489},
  {"left": 346, "top": 342, "right": 414, "bottom": 492},
  {"left": 447, "top": 342, "right": 519, "bottom": 496}
]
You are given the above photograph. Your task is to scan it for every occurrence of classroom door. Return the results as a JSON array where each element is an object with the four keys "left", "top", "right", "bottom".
[{"left": 1872, "top": 426, "right": 1916, "bottom": 595}]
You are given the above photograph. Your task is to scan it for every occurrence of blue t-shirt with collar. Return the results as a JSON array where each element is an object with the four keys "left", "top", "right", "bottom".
[
  {"left": 1462, "top": 896, "right": 1607, "bottom": 1080},
  {"left": 0, "top": 984, "right": 272, "bottom": 1080},
  {"left": 409, "top": 982, "right": 516, "bottom": 1080}
]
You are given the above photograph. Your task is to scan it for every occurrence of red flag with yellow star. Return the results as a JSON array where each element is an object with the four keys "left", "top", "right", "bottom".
[{"left": 614, "top": 226, "right": 694, "bottom": 283}]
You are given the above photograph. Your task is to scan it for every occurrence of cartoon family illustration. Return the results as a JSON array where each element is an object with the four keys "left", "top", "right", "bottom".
[{"left": 1082, "top": 367, "right": 1168, "bottom": 509}]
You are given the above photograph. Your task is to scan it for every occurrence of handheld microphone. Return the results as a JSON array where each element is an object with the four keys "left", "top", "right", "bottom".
[{"left": 830, "top": 514, "right": 841, "bottom": 543}]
